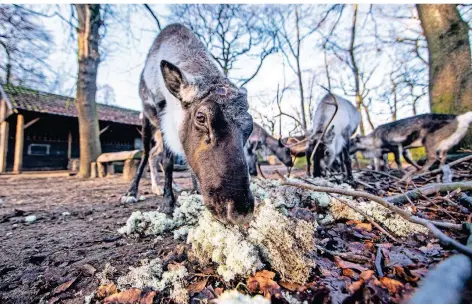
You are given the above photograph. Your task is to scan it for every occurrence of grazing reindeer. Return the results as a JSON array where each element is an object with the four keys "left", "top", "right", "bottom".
[
  {"left": 244, "top": 122, "right": 293, "bottom": 177},
  {"left": 122, "top": 24, "right": 254, "bottom": 225},
  {"left": 306, "top": 94, "right": 361, "bottom": 180},
  {"left": 350, "top": 112, "right": 472, "bottom": 173}
]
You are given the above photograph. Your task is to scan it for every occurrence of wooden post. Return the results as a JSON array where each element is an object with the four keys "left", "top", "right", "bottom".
[
  {"left": 0, "top": 120, "right": 8, "bottom": 173},
  {"left": 67, "top": 130, "right": 72, "bottom": 160},
  {"left": 13, "top": 114, "right": 24, "bottom": 174},
  {"left": 0, "top": 101, "right": 8, "bottom": 173},
  {"left": 97, "top": 162, "right": 106, "bottom": 178},
  {"left": 123, "top": 159, "right": 137, "bottom": 182},
  {"left": 106, "top": 163, "right": 115, "bottom": 176},
  {"left": 90, "top": 162, "right": 98, "bottom": 178}
]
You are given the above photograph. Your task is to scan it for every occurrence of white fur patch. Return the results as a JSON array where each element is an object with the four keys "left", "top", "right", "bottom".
[
  {"left": 142, "top": 45, "right": 186, "bottom": 155},
  {"left": 437, "top": 112, "right": 472, "bottom": 152}
]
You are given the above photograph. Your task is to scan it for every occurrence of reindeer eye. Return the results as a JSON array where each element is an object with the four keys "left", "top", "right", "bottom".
[{"left": 195, "top": 112, "right": 206, "bottom": 124}]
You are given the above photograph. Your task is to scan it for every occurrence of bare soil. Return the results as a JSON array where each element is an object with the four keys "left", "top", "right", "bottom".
[{"left": 0, "top": 171, "right": 194, "bottom": 304}]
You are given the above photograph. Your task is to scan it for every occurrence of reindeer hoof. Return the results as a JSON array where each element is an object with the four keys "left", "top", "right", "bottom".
[
  {"left": 152, "top": 185, "right": 164, "bottom": 196},
  {"left": 121, "top": 195, "right": 138, "bottom": 204},
  {"left": 157, "top": 203, "right": 174, "bottom": 215}
]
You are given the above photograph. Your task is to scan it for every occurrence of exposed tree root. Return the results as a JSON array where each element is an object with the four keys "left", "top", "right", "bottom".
[
  {"left": 386, "top": 182, "right": 472, "bottom": 205},
  {"left": 274, "top": 170, "right": 472, "bottom": 258}
]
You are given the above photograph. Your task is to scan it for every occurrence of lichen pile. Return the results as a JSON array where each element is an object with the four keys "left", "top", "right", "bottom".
[{"left": 117, "top": 176, "right": 427, "bottom": 296}]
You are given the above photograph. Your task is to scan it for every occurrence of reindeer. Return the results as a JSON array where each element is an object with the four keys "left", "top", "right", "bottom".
[
  {"left": 244, "top": 122, "right": 293, "bottom": 178},
  {"left": 350, "top": 112, "right": 472, "bottom": 174},
  {"left": 121, "top": 24, "right": 254, "bottom": 225},
  {"left": 306, "top": 93, "right": 361, "bottom": 180}
]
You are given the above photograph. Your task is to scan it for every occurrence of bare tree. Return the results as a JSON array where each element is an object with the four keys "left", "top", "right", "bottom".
[
  {"left": 169, "top": 4, "right": 277, "bottom": 86},
  {"left": 73, "top": 4, "right": 103, "bottom": 178},
  {"left": 0, "top": 4, "right": 52, "bottom": 86}
]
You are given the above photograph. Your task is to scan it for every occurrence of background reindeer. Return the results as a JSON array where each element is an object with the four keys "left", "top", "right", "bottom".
[
  {"left": 244, "top": 122, "right": 293, "bottom": 178},
  {"left": 307, "top": 94, "right": 361, "bottom": 180},
  {"left": 351, "top": 112, "right": 472, "bottom": 174}
]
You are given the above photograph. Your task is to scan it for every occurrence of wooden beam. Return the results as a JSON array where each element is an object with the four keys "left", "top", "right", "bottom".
[
  {"left": 13, "top": 114, "right": 24, "bottom": 174},
  {"left": 24, "top": 117, "right": 40, "bottom": 130},
  {"left": 96, "top": 150, "right": 141, "bottom": 163},
  {"left": 99, "top": 125, "right": 110, "bottom": 135}
]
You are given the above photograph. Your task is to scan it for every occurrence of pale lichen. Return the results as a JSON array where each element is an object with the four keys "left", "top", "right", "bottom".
[
  {"left": 118, "top": 193, "right": 204, "bottom": 239},
  {"left": 187, "top": 210, "right": 263, "bottom": 282},
  {"left": 116, "top": 258, "right": 163, "bottom": 290},
  {"left": 96, "top": 263, "right": 116, "bottom": 286},
  {"left": 216, "top": 290, "right": 269, "bottom": 304},
  {"left": 249, "top": 202, "right": 316, "bottom": 284}
]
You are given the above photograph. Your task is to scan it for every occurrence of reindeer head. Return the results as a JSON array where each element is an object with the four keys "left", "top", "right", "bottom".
[
  {"left": 350, "top": 134, "right": 375, "bottom": 154},
  {"left": 274, "top": 138, "right": 293, "bottom": 167},
  {"left": 245, "top": 141, "right": 259, "bottom": 177},
  {"left": 161, "top": 60, "right": 254, "bottom": 225}
]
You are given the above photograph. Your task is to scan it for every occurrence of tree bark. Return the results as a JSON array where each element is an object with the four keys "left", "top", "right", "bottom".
[
  {"left": 74, "top": 4, "right": 102, "bottom": 178},
  {"left": 417, "top": 4, "right": 472, "bottom": 148},
  {"left": 294, "top": 7, "right": 307, "bottom": 130},
  {"left": 349, "top": 4, "right": 365, "bottom": 136}
]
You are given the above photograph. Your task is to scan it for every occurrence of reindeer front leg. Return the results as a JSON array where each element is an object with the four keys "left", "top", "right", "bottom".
[
  {"left": 149, "top": 144, "right": 164, "bottom": 196},
  {"left": 159, "top": 145, "right": 175, "bottom": 214},
  {"left": 121, "top": 116, "right": 152, "bottom": 203}
]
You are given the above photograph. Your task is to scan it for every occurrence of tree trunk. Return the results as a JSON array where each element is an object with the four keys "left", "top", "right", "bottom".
[
  {"left": 417, "top": 4, "right": 472, "bottom": 148},
  {"left": 295, "top": 7, "right": 307, "bottom": 130},
  {"left": 349, "top": 4, "right": 365, "bottom": 136},
  {"left": 74, "top": 4, "right": 102, "bottom": 178}
]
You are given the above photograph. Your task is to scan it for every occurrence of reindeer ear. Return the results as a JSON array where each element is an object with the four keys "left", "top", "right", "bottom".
[{"left": 160, "top": 60, "right": 188, "bottom": 100}]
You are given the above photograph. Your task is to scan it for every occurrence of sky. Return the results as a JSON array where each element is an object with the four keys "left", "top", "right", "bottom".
[{"left": 9, "top": 3, "right": 467, "bottom": 137}]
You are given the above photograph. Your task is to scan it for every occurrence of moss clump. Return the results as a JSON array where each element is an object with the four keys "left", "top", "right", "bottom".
[{"left": 187, "top": 211, "right": 263, "bottom": 282}]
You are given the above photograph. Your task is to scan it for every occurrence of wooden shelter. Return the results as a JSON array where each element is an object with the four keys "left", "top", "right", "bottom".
[{"left": 0, "top": 84, "right": 142, "bottom": 173}]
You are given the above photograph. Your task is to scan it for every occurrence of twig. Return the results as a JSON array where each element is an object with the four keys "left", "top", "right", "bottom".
[
  {"left": 315, "top": 245, "right": 370, "bottom": 264},
  {"left": 357, "top": 168, "right": 401, "bottom": 181},
  {"left": 336, "top": 197, "right": 399, "bottom": 242},
  {"left": 375, "top": 246, "right": 384, "bottom": 277},
  {"left": 413, "top": 154, "right": 472, "bottom": 180},
  {"left": 385, "top": 182, "right": 472, "bottom": 205},
  {"left": 273, "top": 170, "right": 472, "bottom": 258},
  {"left": 144, "top": 4, "right": 162, "bottom": 30}
]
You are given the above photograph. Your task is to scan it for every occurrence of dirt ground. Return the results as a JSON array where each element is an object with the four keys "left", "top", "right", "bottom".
[
  {"left": 0, "top": 169, "right": 199, "bottom": 304},
  {"left": 0, "top": 163, "right": 471, "bottom": 304}
]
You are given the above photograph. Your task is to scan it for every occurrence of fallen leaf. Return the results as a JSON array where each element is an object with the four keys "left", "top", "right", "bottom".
[
  {"left": 380, "top": 277, "right": 404, "bottom": 294},
  {"left": 393, "top": 266, "right": 419, "bottom": 282},
  {"left": 97, "top": 283, "right": 118, "bottom": 299},
  {"left": 360, "top": 270, "right": 375, "bottom": 281},
  {"left": 139, "top": 291, "right": 156, "bottom": 304},
  {"left": 247, "top": 270, "right": 282, "bottom": 299},
  {"left": 53, "top": 277, "right": 77, "bottom": 295},
  {"left": 187, "top": 277, "right": 208, "bottom": 294},
  {"left": 347, "top": 279, "right": 364, "bottom": 294},
  {"left": 342, "top": 268, "right": 357, "bottom": 279},
  {"left": 279, "top": 281, "right": 306, "bottom": 292},
  {"left": 104, "top": 288, "right": 142, "bottom": 304},
  {"left": 214, "top": 287, "right": 224, "bottom": 297},
  {"left": 334, "top": 256, "right": 367, "bottom": 272},
  {"left": 355, "top": 223, "right": 372, "bottom": 232}
]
